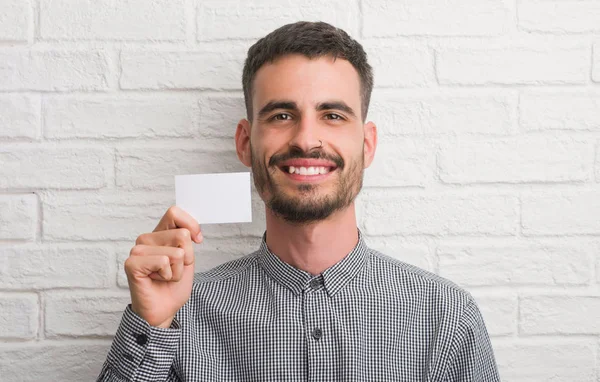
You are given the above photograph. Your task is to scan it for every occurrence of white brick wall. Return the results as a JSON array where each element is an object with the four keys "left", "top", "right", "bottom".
[
  {"left": 1, "top": 1, "right": 599, "bottom": 380},
  {"left": 0, "top": 0, "right": 31, "bottom": 43},
  {"left": 40, "top": 0, "right": 187, "bottom": 41}
]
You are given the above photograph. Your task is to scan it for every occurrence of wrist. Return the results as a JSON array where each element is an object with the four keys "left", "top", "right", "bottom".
[
  {"left": 156, "top": 316, "right": 175, "bottom": 329},
  {"left": 130, "top": 304, "right": 174, "bottom": 328}
]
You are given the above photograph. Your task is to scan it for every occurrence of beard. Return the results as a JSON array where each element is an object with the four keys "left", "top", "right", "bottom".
[{"left": 251, "top": 144, "right": 364, "bottom": 224}]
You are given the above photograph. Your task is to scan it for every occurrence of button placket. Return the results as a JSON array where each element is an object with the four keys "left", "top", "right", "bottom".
[
  {"left": 135, "top": 333, "right": 148, "bottom": 345},
  {"left": 311, "top": 327, "right": 323, "bottom": 340},
  {"left": 304, "top": 285, "right": 331, "bottom": 381},
  {"left": 309, "top": 277, "right": 323, "bottom": 291}
]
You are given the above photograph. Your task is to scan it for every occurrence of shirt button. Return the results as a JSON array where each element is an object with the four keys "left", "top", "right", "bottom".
[
  {"left": 312, "top": 328, "right": 323, "bottom": 340},
  {"left": 136, "top": 333, "right": 148, "bottom": 345},
  {"left": 309, "top": 278, "right": 322, "bottom": 290},
  {"left": 123, "top": 353, "right": 134, "bottom": 362}
]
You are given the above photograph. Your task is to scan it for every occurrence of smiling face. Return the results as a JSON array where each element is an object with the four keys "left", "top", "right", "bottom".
[{"left": 235, "top": 54, "right": 377, "bottom": 224}]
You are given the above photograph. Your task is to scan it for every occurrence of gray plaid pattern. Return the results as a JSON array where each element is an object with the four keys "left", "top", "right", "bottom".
[{"left": 98, "top": 231, "right": 500, "bottom": 381}]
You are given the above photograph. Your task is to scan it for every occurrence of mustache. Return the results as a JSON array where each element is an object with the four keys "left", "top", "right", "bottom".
[{"left": 268, "top": 147, "right": 344, "bottom": 169}]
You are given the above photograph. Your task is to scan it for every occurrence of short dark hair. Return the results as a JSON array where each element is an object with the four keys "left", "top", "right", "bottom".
[{"left": 242, "top": 21, "right": 374, "bottom": 122}]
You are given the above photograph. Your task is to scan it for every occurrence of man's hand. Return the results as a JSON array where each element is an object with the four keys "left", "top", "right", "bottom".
[{"left": 124, "top": 206, "right": 202, "bottom": 328}]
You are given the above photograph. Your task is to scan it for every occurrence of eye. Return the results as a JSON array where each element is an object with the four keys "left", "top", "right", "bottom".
[
  {"left": 324, "top": 113, "right": 344, "bottom": 121},
  {"left": 271, "top": 113, "right": 293, "bottom": 121}
]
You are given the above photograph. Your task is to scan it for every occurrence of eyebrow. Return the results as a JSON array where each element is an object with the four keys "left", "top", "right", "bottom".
[
  {"left": 257, "top": 100, "right": 298, "bottom": 119},
  {"left": 257, "top": 100, "right": 357, "bottom": 119},
  {"left": 316, "top": 101, "right": 357, "bottom": 118}
]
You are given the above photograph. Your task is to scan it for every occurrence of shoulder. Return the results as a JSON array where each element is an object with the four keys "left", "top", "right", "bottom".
[{"left": 367, "top": 248, "right": 475, "bottom": 307}]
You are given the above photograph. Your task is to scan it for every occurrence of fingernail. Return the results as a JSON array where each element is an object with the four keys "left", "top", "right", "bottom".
[{"left": 195, "top": 232, "right": 203, "bottom": 243}]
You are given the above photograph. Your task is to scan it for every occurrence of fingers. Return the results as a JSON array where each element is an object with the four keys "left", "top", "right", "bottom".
[
  {"left": 125, "top": 253, "right": 174, "bottom": 281},
  {"left": 135, "top": 229, "right": 196, "bottom": 266},
  {"left": 127, "top": 245, "right": 186, "bottom": 281},
  {"left": 154, "top": 206, "right": 202, "bottom": 243}
]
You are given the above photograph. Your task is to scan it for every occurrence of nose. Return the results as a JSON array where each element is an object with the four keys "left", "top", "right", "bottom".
[{"left": 288, "top": 115, "right": 322, "bottom": 152}]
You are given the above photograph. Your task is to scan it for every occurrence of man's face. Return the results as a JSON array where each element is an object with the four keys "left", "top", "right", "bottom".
[{"left": 236, "top": 54, "right": 376, "bottom": 224}]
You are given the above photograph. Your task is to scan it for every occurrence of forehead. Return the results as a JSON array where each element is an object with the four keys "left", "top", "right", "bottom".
[{"left": 252, "top": 54, "right": 361, "bottom": 111}]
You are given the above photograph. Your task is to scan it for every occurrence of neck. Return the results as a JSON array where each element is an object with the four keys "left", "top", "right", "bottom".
[{"left": 264, "top": 203, "right": 359, "bottom": 275}]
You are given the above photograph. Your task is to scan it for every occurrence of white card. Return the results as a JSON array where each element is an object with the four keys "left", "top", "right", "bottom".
[{"left": 175, "top": 172, "right": 252, "bottom": 225}]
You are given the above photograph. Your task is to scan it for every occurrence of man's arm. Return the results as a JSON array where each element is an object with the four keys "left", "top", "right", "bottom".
[
  {"left": 97, "top": 305, "right": 182, "bottom": 382},
  {"left": 444, "top": 299, "right": 501, "bottom": 382},
  {"left": 96, "top": 206, "right": 202, "bottom": 381}
]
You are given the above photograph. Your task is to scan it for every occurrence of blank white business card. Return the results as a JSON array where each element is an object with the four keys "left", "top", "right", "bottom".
[{"left": 175, "top": 172, "right": 252, "bottom": 224}]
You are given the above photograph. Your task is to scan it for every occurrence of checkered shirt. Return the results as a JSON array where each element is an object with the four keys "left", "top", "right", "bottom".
[{"left": 97, "top": 231, "right": 500, "bottom": 381}]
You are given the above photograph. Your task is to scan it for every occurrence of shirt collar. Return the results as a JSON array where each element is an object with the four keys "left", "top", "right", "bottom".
[{"left": 256, "top": 229, "right": 370, "bottom": 297}]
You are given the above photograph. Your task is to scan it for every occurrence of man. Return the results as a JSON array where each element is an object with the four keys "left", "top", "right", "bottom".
[{"left": 98, "top": 21, "right": 500, "bottom": 381}]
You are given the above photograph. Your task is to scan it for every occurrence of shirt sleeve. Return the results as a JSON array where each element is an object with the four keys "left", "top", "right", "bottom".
[
  {"left": 96, "top": 305, "right": 182, "bottom": 382},
  {"left": 444, "top": 299, "right": 501, "bottom": 382}
]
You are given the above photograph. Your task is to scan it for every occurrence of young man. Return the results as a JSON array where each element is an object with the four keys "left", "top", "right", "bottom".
[{"left": 98, "top": 21, "right": 500, "bottom": 381}]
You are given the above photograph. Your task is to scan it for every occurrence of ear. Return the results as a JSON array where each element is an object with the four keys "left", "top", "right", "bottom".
[
  {"left": 235, "top": 118, "right": 252, "bottom": 167},
  {"left": 362, "top": 121, "right": 377, "bottom": 169}
]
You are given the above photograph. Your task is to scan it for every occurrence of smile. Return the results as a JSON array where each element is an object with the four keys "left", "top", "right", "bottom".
[
  {"left": 286, "top": 166, "right": 331, "bottom": 175},
  {"left": 276, "top": 158, "right": 339, "bottom": 181}
]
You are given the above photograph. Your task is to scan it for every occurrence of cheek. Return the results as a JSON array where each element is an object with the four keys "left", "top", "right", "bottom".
[
  {"left": 253, "top": 131, "right": 287, "bottom": 156},
  {"left": 337, "top": 139, "right": 364, "bottom": 159}
]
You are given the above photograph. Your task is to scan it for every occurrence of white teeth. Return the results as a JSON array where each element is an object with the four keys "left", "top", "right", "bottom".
[{"left": 286, "top": 166, "right": 331, "bottom": 175}]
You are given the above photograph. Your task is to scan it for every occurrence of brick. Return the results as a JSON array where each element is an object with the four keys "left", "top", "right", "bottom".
[
  {"left": 45, "top": 292, "right": 130, "bottom": 337},
  {"left": 364, "top": 42, "right": 434, "bottom": 88},
  {"left": 40, "top": 0, "right": 185, "bottom": 41},
  {"left": 439, "top": 138, "right": 593, "bottom": 184},
  {"left": 494, "top": 341, "right": 596, "bottom": 382},
  {"left": 367, "top": 92, "right": 515, "bottom": 137},
  {"left": 471, "top": 293, "right": 516, "bottom": 336},
  {"left": 44, "top": 95, "right": 197, "bottom": 139},
  {"left": 0, "top": 0, "right": 31, "bottom": 42},
  {"left": 594, "top": 43, "right": 600, "bottom": 82},
  {"left": 0, "top": 342, "right": 110, "bottom": 382},
  {"left": 0, "top": 294, "right": 38, "bottom": 339},
  {"left": 522, "top": 191, "right": 600, "bottom": 235},
  {"left": 0, "top": 194, "right": 36, "bottom": 240},
  {"left": 358, "top": 191, "right": 518, "bottom": 236},
  {"left": 519, "top": 0, "right": 600, "bottom": 33},
  {"left": 43, "top": 189, "right": 265, "bottom": 242},
  {"left": 363, "top": 0, "right": 509, "bottom": 37},
  {"left": 193, "top": 236, "right": 263, "bottom": 272},
  {"left": 437, "top": 47, "right": 589, "bottom": 85},
  {"left": 116, "top": 248, "right": 129, "bottom": 289},
  {"left": 520, "top": 91, "right": 600, "bottom": 131},
  {"left": 42, "top": 191, "right": 170, "bottom": 241},
  {"left": 116, "top": 246, "right": 129, "bottom": 288},
  {"left": 363, "top": 140, "right": 434, "bottom": 188},
  {"left": 0, "top": 95, "right": 40, "bottom": 140},
  {"left": 197, "top": 0, "right": 358, "bottom": 40},
  {"left": 438, "top": 243, "right": 592, "bottom": 286},
  {"left": 120, "top": 48, "right": 245, "bottom": 90},
  {"left": 595, "top": 143, "right": 600, "bottom": 181},
  {"left": 116, "top": 148, "right": 246, "bottom": 189},
  {"left": 0, "top": 245, "right": 111, "bottom": 289},
  {"left": 0, "top": 148, "right": 110, "bottom": 190},
  {"left": 198, "top": 95, "right": 246, "bottom": 137},
  {"left": 363, "top": 238, "right": 433, "bottom": 272},
  {"left": 0, "top": 50, "right": 110, "bottom": 91},
  {"left": 520, "top": 295, "right": 600, "bottom": 335}
]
